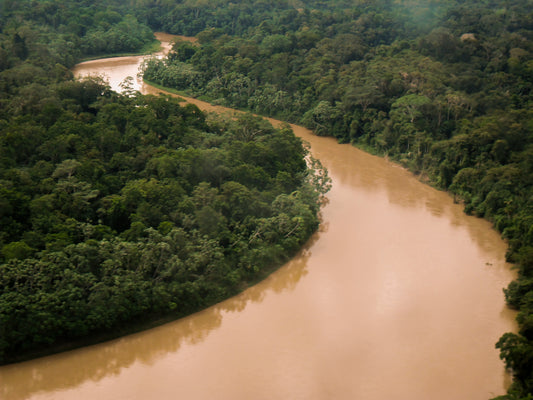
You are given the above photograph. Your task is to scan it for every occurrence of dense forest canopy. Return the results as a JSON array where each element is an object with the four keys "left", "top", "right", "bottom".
[
  {"left": 0, "top": 0, "right": 532, "bottom": 398},
  {"left": 0, "top": 0, "right": 329, "bottom": 364}
]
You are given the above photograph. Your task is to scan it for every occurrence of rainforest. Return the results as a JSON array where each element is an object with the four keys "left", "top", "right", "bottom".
[{"left": 0, "top": 1, "right": 532, "bottom": 399}]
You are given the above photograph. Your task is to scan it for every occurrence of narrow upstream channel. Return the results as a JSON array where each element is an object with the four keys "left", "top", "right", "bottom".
[{"left": 0, "top": 33, "right": 517, "bottom": 400}]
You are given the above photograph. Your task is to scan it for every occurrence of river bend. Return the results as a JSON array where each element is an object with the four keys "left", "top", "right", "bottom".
[{"left": 0, "top": 33, "right": 516, "bottom": 400}]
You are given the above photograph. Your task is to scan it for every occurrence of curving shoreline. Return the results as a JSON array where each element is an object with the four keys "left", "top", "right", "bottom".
[{"left": 0, "top": 32, "right": 517, "bottom": 400}]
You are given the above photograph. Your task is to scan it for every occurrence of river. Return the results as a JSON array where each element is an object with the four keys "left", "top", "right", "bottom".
[{"left": 0, "top": 33, "right": 517, "bottom": 400}]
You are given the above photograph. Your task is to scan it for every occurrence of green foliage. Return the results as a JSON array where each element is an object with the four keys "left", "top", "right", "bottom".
[
  {"left": 0, "top": 75, "right": 326, "bottom": 362},
  {"left": 0, "top": 1, "right": 154, "bottom": 62},
  {"left": 0, "top": 1, "right": 331, "bottom": 364},
  {"left": 497, "top": 332, "right": 533, "bottom": 395}
]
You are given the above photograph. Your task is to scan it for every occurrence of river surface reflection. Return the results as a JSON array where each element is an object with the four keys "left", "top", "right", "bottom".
[{"left": 0, "top": 33, "right": 516, "bottom": 400}]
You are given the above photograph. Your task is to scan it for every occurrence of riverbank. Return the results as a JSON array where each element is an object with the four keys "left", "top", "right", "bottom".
[
  {"left": 77, "top": 40, "right": 162, "bottom": 63},
  {"left": 2, "top": 237, "right": 316, "bottom": 365},
  {"left": 2, "top": 37, "right": 328, "bottom": 365},
  {"left": 0, "top": 29, "right": 518, "bottom": 400}
]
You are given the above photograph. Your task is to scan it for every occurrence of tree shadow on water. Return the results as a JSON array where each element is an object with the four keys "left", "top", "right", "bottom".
[{"left": 0, "top": 235, "right": 317, "bottom": 400}]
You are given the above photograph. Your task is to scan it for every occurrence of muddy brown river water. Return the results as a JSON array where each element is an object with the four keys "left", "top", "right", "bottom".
[{"left": 0, "top": 33, "right": 517, "bottom": 400}]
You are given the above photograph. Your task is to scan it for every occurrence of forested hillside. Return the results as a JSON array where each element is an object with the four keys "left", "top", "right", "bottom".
[
  {"left": 0, "top": 0, "right": 328, "bottom": 364},
  {"left": 140, "top": 1, "right": 532, "bottom": 398}
]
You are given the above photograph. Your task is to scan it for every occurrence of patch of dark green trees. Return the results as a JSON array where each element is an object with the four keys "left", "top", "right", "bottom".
[{"left": 0, "top": 1, "right": 329, "bottom": 364}]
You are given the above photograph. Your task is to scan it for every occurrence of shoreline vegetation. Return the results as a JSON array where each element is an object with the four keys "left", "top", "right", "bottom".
[
  {"left": 3, "top": 232, "right": 318, "bottom": 365},
  {"left": 77, "top": 39, "right": 162, "bottom": 63},
  {"left": 0, "top": 4, "right": 330, "bottom": 366},
  {"left": 0, "top": 2, "right": 532, "bottom": 399},
  {"left": 0, "top": 65, "right": 330, "bottom": 365}
]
